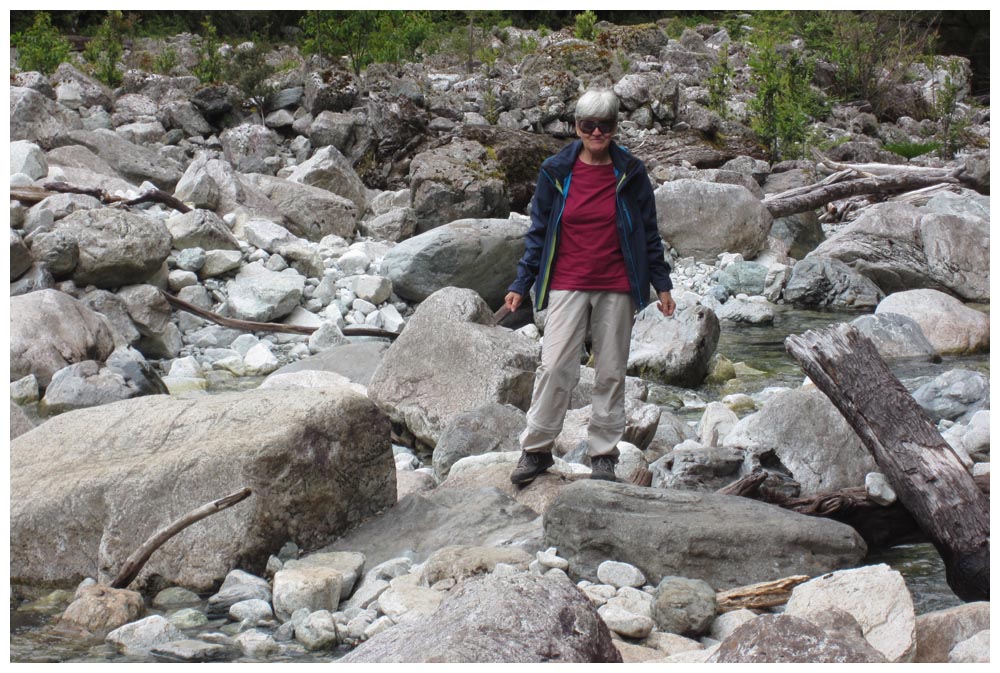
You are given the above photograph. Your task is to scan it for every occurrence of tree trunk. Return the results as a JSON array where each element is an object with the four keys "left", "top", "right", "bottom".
[{"left": 785, "top": 324, "right": 989, "bottom": 601}]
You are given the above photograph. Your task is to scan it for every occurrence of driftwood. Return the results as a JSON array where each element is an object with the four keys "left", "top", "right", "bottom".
[
  {"left": 161, "top": 290, "right": 400, "bottom": 340},
  {"left": 716, "top": 575, "right": 810, "bottom": 613},
  {"left": 111, "top": 487, "right": 252, "bottom": 589},
  {"left": 785, "top": 324, "right": 989, "bottom": 602},
  {"left": 11, "top": 182, "right": 192, "bottom": 213}
]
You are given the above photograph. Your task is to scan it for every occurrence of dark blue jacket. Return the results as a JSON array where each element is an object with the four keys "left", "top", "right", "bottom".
[{"left": 508, "top": 139, "right": 673, "bottom": 310}]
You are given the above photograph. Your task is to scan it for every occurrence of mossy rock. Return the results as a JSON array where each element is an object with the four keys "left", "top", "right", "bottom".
[{"left": 595, "top": 23, "right": 669, "bottom": 56}]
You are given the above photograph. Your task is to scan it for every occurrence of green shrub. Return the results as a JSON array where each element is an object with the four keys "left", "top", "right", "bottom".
[
  {"left": 84, "top": 10, "right": 127, "bottom": 87},
  {"left": 192, "top": 18, "right": 226, "bottom": 84},
  {"left": 152, "top": 46, "right": 180, "bottom": 75},
  {"left": 747, "top": 33, "right": 826, "bottom": 160},
  {"left": 300, "top": 10, "right": 434, "bottom": 76},
  {"left": 884, "top": 140, "right": 940, "bottom": 159},
  {"left": 12, "top": 12, "right": 72, "bottom": 75},
  {"left": 574, "top": 10, "right": 598, "bottom": 41},
  {"left": 707, "top": 48, "right": 732, "bottom": 118},
  {"left": 227, "top": 40, "right": 277, "bottom": 123}
]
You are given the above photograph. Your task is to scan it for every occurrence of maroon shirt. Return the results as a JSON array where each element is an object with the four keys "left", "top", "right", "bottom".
[{"left": 549, "top": 159, "right": 631, "bottom": 293}]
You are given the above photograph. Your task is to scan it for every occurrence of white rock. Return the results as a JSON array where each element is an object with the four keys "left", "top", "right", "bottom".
[
  {"left": 597, "top": 560, "right": 646, "bottom": 589},
  {"left": 282, "top": 306, "right": 324, "bottom": 329},
  {"left": 363, "top": 615, "right": 395, "bottom": 639},
  {"left": 536, "top": 549, "right": 569, "bottom": 571},
  {"left": 308, "top": 321, "right": 347, "bottom": 354},
  {"left": 272, "top": 566, "right": 344, "bottom": 622},
  {"left": 337, "top": 249, "right": 370, "bottom": 275},
  {"left": 352, "top": 275, "right": 392, "bottom": 305},
  {"left": 608, "top": 586, "right": 654, "bottom": 618},
  {"left": 106, "top": 615, "right": 183, "bottom": 656},
  {"left": 161, "top": 376, "right": 209, "bottom": 394},
  {"left": 582, "top": 584, "right": 617, "bottom": 607},
  {"left": 234, "top": 629, "right": 280, "bottom": 658},
  {"left": 786, "top": 563, "right": 916, "bottom": 662},
  {"left": 708, "top": 608, "right": 758, "bottom": 641},
  {"left": 378, "top": 304, "right": 406, "bottom": 333},
  {"left": 11, "top": 374, "right": 41, "bottom": 404},
  {"left": 243, "top": 343, "right": 279, "bottom": 374},
  {"left": 598, "top": 602, "right": 655, "bottom": 639},
  {"left": 948, "top": 629, "right": 989, "bottom": 663},
  {"left": 168, "top": 356, "right": 204, "bottom": 379},
  {"left": 229, "top": 598, "right": 274, "bottom": 624},
  {"left": 230, "top": 334, "right": 261, "bottom": 357},
  {"left": 295, "top": 610, "right": 339, "bottom": 651},
  {"left": 376, "top": 578, "right": 444, "bottom": 624},
  {"left": 971, "top": 462, "right": 989, "bottom": 476},
  {"left": 865, "top": 472, "right": 897, "bottom": 505}
]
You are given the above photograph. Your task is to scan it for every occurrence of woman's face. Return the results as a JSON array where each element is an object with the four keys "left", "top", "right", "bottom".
[{"left": 576, "top": 117, "right": 615, "bottom": 154}]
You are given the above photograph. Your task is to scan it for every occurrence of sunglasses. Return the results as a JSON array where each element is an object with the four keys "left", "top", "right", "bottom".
[{"left": 577, "top": 119, "right": 615, "bottom": 135}]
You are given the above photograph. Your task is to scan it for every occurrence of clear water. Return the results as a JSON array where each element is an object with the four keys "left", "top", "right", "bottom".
[{"left": 10, "top": 304, "right": 986, "bottom": 661}]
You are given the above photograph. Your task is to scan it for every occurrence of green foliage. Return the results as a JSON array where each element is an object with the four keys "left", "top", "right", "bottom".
[
  {"left": 226, "top": 40, "right": 277, "bottom": 123},
  {"left": 933, "top": 60, "right": 970, "bottom": 159},
  {"left": 12, "top": 12, "right": 73, "bottom": 75},
  {"left": 707, "top": 48, "right": 731, "bottom": 118},
  {"left": 152, "top": 47, "right": 180, "bottom": 75},
  {"left": 300, "top": 10, "right": 434, "bottom": 76},
  {"left": 884, "top": 140, "right": 940, "bottom": 159},
  {"left": 192, "top": 18, "right": 226, "bottom": 84},
  {"left": 84, "top": 10, "right": 128, "bottom": 87},
  {"left": 747, "top": 33, "right": 826, "bottom": 160},
  {"left": 574, "top": 10, "right": 598, "bottom": 40}
]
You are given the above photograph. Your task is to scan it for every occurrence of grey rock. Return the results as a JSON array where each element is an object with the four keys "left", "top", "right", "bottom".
[
  {"left": 286, "top": 145, "right": 367, "bottom": 215},
  {"left": 360, "top": 207, "right": 417, "bottom": 242},
  {"left": 432, "top": 403, "right": 526, "bottom": 481},
  {"left": 381, "top": 218, "right": 526, "bottom": 308},
  {"left": 811, "top": 199, "right": 989, "bottom": 302},
  {"left": 627, "top": 296, "right": 720, "bottom": 387},
  {"left": 325, "top": 487, "right": 541, "bottom": 569},
  {"left": 166, "top": 210, "right": 240, "bottom": 251},
  {"left": 368, "top": 287, "right": 539, "bottom": 447},
  {"left": 12, "top": 386, "right": 395, "bottom": 591},
  {"left": 166, "top": 608, "right": 208, "bottom": 630},
  {"left": 10, "top": 289, "right": 117, "bottom": 387},
  {"left": 10, "top": 402, "right": 35, "bottom": 441},
  {"left": 850, "top": 313, "right": 939, "bottom": 361},
  {"left": 267, "top": 340, "right": 390, "bottom": 387},
  {"left": 10, "top": 263, "right": 56, "bottom": 295},
  {"left": 106, "top": 615, "right": 184, "bottom": 657},
  {"left": 152, "top": 587, "right": 201, "bottom": 609},
  {"left": 651, "top": 445, "right": 744, "bottom": 492},
  {"left": 28, "top": 229, "right": 80, "bottom": 277},
  {"left": 38, "top": 360, "right": 154, "bottom": 416},
  {"left": 295, "top": 610, "right": 339, "bottom": 651},
  {"left": 915, "top": 601, "right": 991, "bottom": 663},
  {"left": 10, "top": 86, "right": 84, "bottom": 146},
  {"left": 208, "top": 570, "right": 272, "bottom": 618},
  {"left": 724, "top": 386, "right": 877, "bottom": 494},
  {"left": 770, "top": 211, "right": 825, "bottom": 260},
  {"left": 409, "top": 138, "right": 509, "bottom": 232},
  {"left": 875, "top": 289, "right": 989, "bottom": 355},
  {"left": 912, "top": 369, "right": 990, "bottom": 423},
  {"left": 150, "top": 639, "right": 229, "bottom": 662},
  {"left": 948, "top": 629, "right": 989, "bottom": 663},
  {"left": 220, "top": 123, "right": 281, "bottom": 175},
  {"left": 58, "top": 584, "right": 146, "bottom": 639},
  {"left": 245, "top": 173, "right": 359, "bottom": 241},
  {"left": 543, "top": 481, "right": 866, "bottom": 589},
  {"left": 56, "top": 128, "right": 183, "bottom": 190},
  {"left": 654, "top": 181, "right": 772, "bottom": 263},
  {"left": 708, "top": 613, "right": 886, "bottom": 663},
  {"left": 418, "top": 545, "right": 533, "bottom": 587},
  {"left": 10, "top": 228, "right": 33, "bottom": 280},
  {"left": 11, "top": 140, "right": 48, "bottom": 179},
  {"left": 79, "top": 289, "right": 142, "bottom": 346},
  {"left": 651, "top": 576, "right": 717, "bottom": 637},
  {"left": 226, "top": 262, "right": 305, "bottom": 322},
  {"left": 341, "top": 572, "right": 621, "bottom": 663},
  {"left": 200, "top": 250, "right": 243, "bottom": 278},
  {"left": 596, "top": 561, "right": 646, "bottom": 589},
  {"left": 303, "top": 68, "right": 359, "bottom": 115},
  {"left": 54, "top": 208, "right": 172, "bottom": 288},
  {"left": 229, "top": 599, "right": 274, "bottom": 625},
  {"left": 785, "top": 256, "right": 884, "bottom": 309},
  {"left": 716, "top": 261, "right": 768, "bottom": 296}
]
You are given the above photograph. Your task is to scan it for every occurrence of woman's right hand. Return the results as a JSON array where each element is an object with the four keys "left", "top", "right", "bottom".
[{"left": 504, "top": 292, "right": 523, "bottom": 312}]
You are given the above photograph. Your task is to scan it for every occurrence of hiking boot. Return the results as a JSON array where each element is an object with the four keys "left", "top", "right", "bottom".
[
  {"left": 590, "top": 455, "right": 618, "bottom": 482},
  {"left": 510, "top": 451, "right": 554, "bottom": 486}
]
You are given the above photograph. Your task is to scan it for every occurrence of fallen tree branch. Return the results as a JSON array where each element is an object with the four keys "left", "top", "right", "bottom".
[
  {"left": 111, "top": 487, "right": 252, "bottom": 589},
  {"left": 716, "top": 575, "right": 811, "bottom": 613},
  {"left": 10, "top": 182, "right": 192, "bottom": 213},
  {"left": 160, "top": 290, "right": 400, "bottom": 340}
]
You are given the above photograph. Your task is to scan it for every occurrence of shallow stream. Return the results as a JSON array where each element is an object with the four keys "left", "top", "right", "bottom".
[{"left": 10, "top": 305, "right": 987, "bottom": 662}]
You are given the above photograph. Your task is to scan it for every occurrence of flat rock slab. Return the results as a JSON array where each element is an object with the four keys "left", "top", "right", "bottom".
[
  {"left": 11, "top": 386, "right": 394, "bottom": 591},
  {"left": 543, "top": 481, "right": 866, "bottom": 590}
]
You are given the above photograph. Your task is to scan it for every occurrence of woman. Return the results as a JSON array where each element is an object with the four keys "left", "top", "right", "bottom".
[{"left": 506, "top": 89, "right": 675, "bottom": 486}]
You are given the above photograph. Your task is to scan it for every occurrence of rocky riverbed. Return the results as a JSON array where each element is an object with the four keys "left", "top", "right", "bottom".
[{"left": 10, "top": 15, "right": 989, "bottom": 664}]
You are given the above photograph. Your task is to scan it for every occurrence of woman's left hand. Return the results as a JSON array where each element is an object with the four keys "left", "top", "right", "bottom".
[{"left": 656, "top": 290, "right": 675, "bottom": 317}]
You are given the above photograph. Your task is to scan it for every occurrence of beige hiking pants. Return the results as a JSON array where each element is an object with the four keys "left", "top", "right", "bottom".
[{"left": 520, "top": 290, "right": 635, "bottom": 458}]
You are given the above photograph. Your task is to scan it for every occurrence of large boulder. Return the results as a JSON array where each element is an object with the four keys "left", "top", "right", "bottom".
[
  {"left": 55, "top": 129, "right": 183, "bottom": 190},
  {"left": 10, "top": 86, "right": 83, "bottom": 147},
  {"left": 244, "top": 174, "right": 359, "bottom": 241},
  {"left": 849, "top": 313, "right": 939, "bottom": 361},
  {"left": 324, "top": 487, "right": 541, "bottom": 568},
  {"left": 10, "top": 289, "right": 117, "bottom": 387},
  {"left": 286, "top": 145, "right": 367, "bottom": 215},
  {"left": 10, "top": 139, "right": 49, "bottom": 179},
  {"left": 165, "top": 209, "right": 241, "bottom": 251},
  {"left": 912, "top": 369, "right": 990, "bottom": 423},
  {"left": 341, "top": 572, "right": 621, "bottom": 663},
  {"left": 219, "top": 123, "right": 281, "bottom": 175},
  {"left": 915, "top": 602, "right": 991, "bottom": 663},
  {"left": 784, "top": 256, "right": 884, "bottom": 309},
  {"left": 654, "top": 180, "right": 772, "bottom": 263},
  {"left": 173, "top": 153, "right": 284, "bottom": 223},
  {"left": 409, "top": 138, "right": 509, "bottom": 232},
  {"left": 380, "top": 218, "right": 526, "bottom": 308},
  {"left": 708, "top": 613, "right": 886, "bottom": 663},
  {"left": 225, "top": 262, "right": 306, "bottom": 322},
  {"left": 875, "top": 289, "right": 989, "bottom": 355},
  {"left": 11, "top": 402, "right": 35, "bottom": 441},
  {"left": 543, "top": 481, "right": 866, "bottom": 589},
  {"left": 627, "top": 295, "right": 720, "bottom": 388},
  {"left": 368, "top": 287, "right": 539, "bottom": 447},
  {"left": 54, "top": 208, "right": 172, "bottom": 288},
  {"left": 267, "top": 341, "right": 390, "bottom": 387},
  {"left": 38, "top": 359, "right": 163, "bottom": 416},
  {"left": 786, "top": 564, "right": 916, "bottom": 662},
  {"left": 723, "top": 386, "right": 877, "bottom": 495},
  {"left": 432, "top": 404, "right": 526, "bottom": 481},
  {"left": 10, "top": 385, "right": 395, "bottom": 591},
  {"left": 809, "top": 198, "right": 989, "bottom": 302}
]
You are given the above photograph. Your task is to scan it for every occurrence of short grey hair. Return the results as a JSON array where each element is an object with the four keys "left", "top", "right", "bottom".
[{"left": 575, "top": 90, "right": 619, "bottom": 122}]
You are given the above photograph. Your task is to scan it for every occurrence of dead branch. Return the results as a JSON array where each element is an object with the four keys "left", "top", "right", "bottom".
[
  {"left": 161, "top": 290, "right": 400, "bottom": 340},
  {"left": 111, "top": 487, "right": 252, "bottom": 589},
  {"left": 716, "top": 575, "right": 811, "bottom": 613},
  {"left": 10, "top": 182, "right": 191, "bottom": 213}
]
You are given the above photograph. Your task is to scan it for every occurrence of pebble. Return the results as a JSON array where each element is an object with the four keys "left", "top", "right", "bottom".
[{"left": 597, "top": 560, "right": 646, "bottom": 589}]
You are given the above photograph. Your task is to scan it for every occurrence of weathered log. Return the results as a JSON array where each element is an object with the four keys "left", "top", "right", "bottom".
[
  {"left": 716, "top": 575, "right": 810, "bottom": 613},
  {"left": 111, "top": 487, "right": 252, "bottom": 589},
  {"left": 11, "top": 182, "right": 192, "bottom": 213},
  {"left": 785, "top": 324, "right": 989, "bottom": 601},
  {"left": 160, "top": 290, "right": 400, "bottom": 340},
  {"left": 716, "top": 469, "right": 768, "bottom": 497}
]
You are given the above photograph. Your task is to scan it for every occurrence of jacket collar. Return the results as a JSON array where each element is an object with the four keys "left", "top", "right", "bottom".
[{"left": 543, "top": 139, "right": 638, "bottom": 181}]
